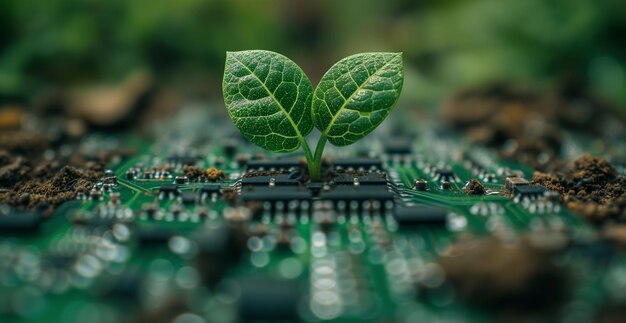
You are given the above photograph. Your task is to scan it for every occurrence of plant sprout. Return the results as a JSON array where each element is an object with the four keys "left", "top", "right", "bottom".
[{"left": 222, "top": 50, "right": 403, "bottom": 181}]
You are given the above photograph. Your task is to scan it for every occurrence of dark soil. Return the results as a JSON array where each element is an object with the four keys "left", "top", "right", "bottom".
[
  {"left": 438, "top": 235, "right": 567, "bottom": 313},
  {"left": 0, "top": 151, "right": 33, "bottom": 187},
  {"left": 0, "top": 80, "right": 167, "bottom": 214},
  {"left": 182, "top": 165, "right": 204, "bottom": 180},
  {"left": 0, "top": 131, "right": 51, "bottom": 158},
  {"left": 464, "top": 178, "right": 485, "bottom": 195},
  {"left": 531, "top": 154, "right": 626, "bottom": 223},
  {"left": 0, "top": 149, "right": 104, "bottom": 213},
  {"left": 441, "top": 82, "right": 623, "bottom": 171},
  {"left": 205, "top": 167, "right": 225, "bottom": 181},
  {"left": 0, "top": 124, "right": 111, "bottom": 213},
  {"left": 183, "top": 165, "right": 226, "bottom": 181}
]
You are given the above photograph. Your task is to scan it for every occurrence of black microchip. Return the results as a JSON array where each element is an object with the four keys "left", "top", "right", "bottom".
[
  {"left": 246, "top": 159, "right": 300, "bottom": 170},
  {"left": 333, "top": 174, "right": 387, "bottom": 186},
  {"left": 223, "top": 141, "right": 237, "bottom": 158},
  {"left": 242, "top": 176, "right": 274, "bottom": 186},
  {"left": 242, "top": 174, "right": 300, "bottom": 186},
  {"left": 513, "top": 185, "right": 547, "bottom": 197},
  {"left": 384, "top": 137, "right": 413, "bottom": 154},
  {"left": 100, "top": 272, "right": 142, "bottom": 300},
  {"left": 306, "top": 182, "right": 324, "bottom": 195},
  {"left": 168, "top": 155, "right": 198, "bottom": 166},
  {"left": 137, "top": 227, "right": 177, "bottom": 246},
  {"left": 241, "top": 186, "right": 312, "bottom": 201},
  {"left": 159, "top": 184, "right": 179, "bottom": 197},
  {"left": 333, "top": 174, "right": 360, "bottom": 185},
  {"left": 0, "top": 210, "right": 42, "bottom": 234},
  {"left": 394, "top": 205, "right": 448, "bottom": 227},
  {"left": 237, "top": 278, "right": 301, "bottom": 321},
  {"left": 181, "top": 192, "right": 197, "bottom": 204},
  {"left": 201, "top": 185, "right": 221, "bottom": 194},
  {"left": 196, "top": 226, "right": 233, "bottom": 256},
  {"left": 196, "top": 226, "right": 241, "bottom": 286},
  {"left": 358, "top": 174, "right": 388, "bottom": 185},
  {"left": 435, "top": 168, "right": 455, "bottom": 181},
  {"left": 320, "top": 186, "right": 394, "bottom": 202},
  {"left": 333, "top": 158, "right": 382, "bottom": 169}
]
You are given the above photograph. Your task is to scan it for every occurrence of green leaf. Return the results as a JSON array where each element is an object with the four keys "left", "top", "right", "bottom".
[
  {"left": 222, "top": 50, "right": 314, "bottom": 152},
  {"left": 312, "top": 52, "right": 403, "bottom": 146}
]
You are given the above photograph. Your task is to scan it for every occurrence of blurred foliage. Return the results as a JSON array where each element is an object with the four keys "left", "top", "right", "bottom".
[{"left": 0, "top": 0, "right": 624, "bottom": 108}]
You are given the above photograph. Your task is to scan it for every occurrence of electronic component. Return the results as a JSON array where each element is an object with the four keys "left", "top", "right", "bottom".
[
  {"left": 4, "top": 91, "right": 619, "bottom": 323},
  {"left": 195, "top": 226, "right": 242, "bottom": 286},
  {"left": 223, "top": 141, "right": 237, "bottom": 158},
  {"left": 73, "top": 217, "right": 117, "bottom": 229},
  {"left": 333, "top": 158, "right": 382, "bottom": 169},
  {"left": 513, "top": 185, "right": 547, "bottom": 200},
  {"left": 199, "top": 185, "right": 221, "bottom": 203},
  {"left": 394, "top": 205, "right": 448, "bottom": 227},
  {"left": 100, "top": 272, "right": 142, "bottom": 300},
  {"left": 90, "top": 190, "right": 103, "bottom": 200},
  {"left": 159, "top": 184, "right": 180, "bottom": 199},
  {"left": 384, "top": 137, "right": 413, "bottom": 155},
  {"left": 180, "top": 192, "right": 197, "bottom": 204},
  {"left": 413, "top": 179, "right": 428, "bottom": 190},
  {"left": 168, "top": 155, "right": 198, "bottom": 166},
  {"left": 175, "top": 176, "right": 189, "bottom": 184},
  {"left": 319, "top": 186, "right": 394, "bottom": 202},
  {"left": 200, "top": 185, "right": 221, "bottom": 195},
  {"left": 333, "top": 173, "right": 387, "bottom": 186},
  {"left": 242, "top": 174, "right": 300, "bottom": 186},
  {"left": 241, "top": 186, "right": 312, "bottom": 202},
  {"left": 306, "top": 182, "right": 324, "bottom": 195},
  {"left": 0, "top": 210, "right": 43, "bottom": 234},
  {"left": 103, "top": 175, "right": 117, "bottom": 185},
  {"left": 505, "top": 177, "right": 529, "bottom": 190},
  {"left": 137, "top": 227, "right": 178, "bottom": 246},
  {"left": 433, "top": 168, "right": 458, "bottom": 182},
  {"left": 43, "top": 252, "right": 78, "bottom": 269},
  {"left": 237, "top": 278, "right": 301, "bottom": 321},
  {"left": 246, "top": 159, "right": 301, "bottom": 170}
]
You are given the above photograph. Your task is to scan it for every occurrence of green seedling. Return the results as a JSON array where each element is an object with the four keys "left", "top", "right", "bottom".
[{"left": 222, "top": 50, "right": 403, "bottom": 181}]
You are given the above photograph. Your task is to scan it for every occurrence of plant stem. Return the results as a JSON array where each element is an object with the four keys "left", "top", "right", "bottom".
[
  {"left": 300, "top": 138, "right": 314, "bottom": 169},
  {"left": 308, "top": 134, "right": 327, "bottom": 182}
]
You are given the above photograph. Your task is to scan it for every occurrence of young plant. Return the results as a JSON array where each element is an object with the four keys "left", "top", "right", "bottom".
[{"left": 222, "top": 50, "right": 403, "bottom": 181}]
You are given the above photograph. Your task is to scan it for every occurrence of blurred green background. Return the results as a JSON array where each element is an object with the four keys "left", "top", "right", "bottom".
[{"left": 1, "top": 0, "right": 624, "bottom": 109}]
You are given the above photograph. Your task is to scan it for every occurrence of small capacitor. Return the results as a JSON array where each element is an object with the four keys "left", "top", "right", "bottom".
[{"left": 413, "top": 179, "right": 428, "bottom": 191}]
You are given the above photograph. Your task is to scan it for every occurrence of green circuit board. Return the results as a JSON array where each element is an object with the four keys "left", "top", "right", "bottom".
[{"left": 1, "top": 104, "right": 624, "bottom": 323}]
